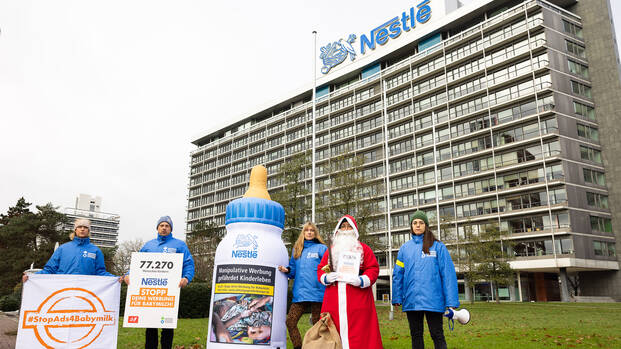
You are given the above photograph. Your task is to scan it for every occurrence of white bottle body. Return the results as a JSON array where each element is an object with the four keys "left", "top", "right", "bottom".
[{"left": 207, "top": 222, "right": 289, "bottom": 349}]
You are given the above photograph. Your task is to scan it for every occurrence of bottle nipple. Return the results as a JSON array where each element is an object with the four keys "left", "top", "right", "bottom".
[{"left": 243, "top": 165, "right": 271, "bottom": 200}]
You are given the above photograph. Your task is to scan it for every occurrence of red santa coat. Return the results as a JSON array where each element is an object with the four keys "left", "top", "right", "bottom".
[{"left": 317, "top": 215, "right": 383, "bottom": 349}]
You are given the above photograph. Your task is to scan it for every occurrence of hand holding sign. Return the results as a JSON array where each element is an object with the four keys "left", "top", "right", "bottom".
[{"left": 123, "top": 252, "right": 183, "bottom": 329}]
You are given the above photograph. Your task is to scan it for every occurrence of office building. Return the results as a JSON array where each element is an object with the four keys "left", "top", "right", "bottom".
[
  {"left": 188, "top": 0, "right": 621, "bottom": 301},
  {"left": 62, "top": 194, "right": 120, "bottom": 248}
]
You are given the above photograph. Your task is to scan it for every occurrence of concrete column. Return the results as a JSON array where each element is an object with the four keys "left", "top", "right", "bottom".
[
  {"left": 559, "top": 267, "right": 570, "bottom": 302},
  {"left": 517, "top": 272, "right": 523, "bottom": 302},
  {"left": 464, "top": 278, "right": 473, "bottom": 302}
]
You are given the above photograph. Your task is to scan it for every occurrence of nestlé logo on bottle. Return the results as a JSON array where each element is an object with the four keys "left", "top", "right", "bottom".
[{"left": 231, "top": 234, "right": 259, "bottom": 259}]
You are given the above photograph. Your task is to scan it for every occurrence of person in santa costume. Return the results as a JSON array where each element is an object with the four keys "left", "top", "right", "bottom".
[{"left": 317, "top": 215, "right": 383, "bottom": 349}]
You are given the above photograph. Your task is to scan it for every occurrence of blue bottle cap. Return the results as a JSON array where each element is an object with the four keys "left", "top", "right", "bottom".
[{"left": 225, "top": 197, "right": 285, "bottom": 229}]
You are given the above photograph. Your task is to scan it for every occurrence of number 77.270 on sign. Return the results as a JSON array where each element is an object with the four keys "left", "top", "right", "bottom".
[{"left": 123, "top": 252, "right": 183, "bottom": 329}]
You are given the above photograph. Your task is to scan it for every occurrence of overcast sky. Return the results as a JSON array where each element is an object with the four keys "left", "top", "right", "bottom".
[{"left": 1, "top": 0, "right": 620, "bottom": 244}]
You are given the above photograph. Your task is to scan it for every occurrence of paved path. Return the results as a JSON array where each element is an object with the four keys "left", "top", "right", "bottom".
[{"left": 0, "top": 314, "right": 17, "bottom": 349}]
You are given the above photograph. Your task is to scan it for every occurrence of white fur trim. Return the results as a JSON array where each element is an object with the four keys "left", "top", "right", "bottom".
[
  {"left": 360, "top": 275, "right": 371, "bottom": 288},
  {"left": 337, "top": 281, "right": 350, "bottom": 349},
  {"left": 333, "top": 216, "right": 359, "bottom": 239}
]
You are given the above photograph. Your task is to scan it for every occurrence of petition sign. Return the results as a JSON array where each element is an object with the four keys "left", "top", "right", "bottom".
[
  {"left": 123, "top": 252, "right": 183, "bottom": 329},
  {"left": 16, "top": 274, "right": 120, "bottom": 349}
]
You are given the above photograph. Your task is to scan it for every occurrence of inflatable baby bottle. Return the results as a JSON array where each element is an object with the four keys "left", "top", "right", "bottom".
[{"left": 207, "top": 165, "right": 288, "bottom": 348}]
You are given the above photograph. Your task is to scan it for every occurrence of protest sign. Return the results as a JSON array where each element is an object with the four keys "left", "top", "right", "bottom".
[
  {"left": 123, "top": 252, "right": 183, "bottom": 328},
  {"left": 336, "top": 251, "right": 361, "bottom": 282},
  {"left": 16, "top": 274, "right": 120, "bottom": 349},
  {"left": 209, "top": 264, "right": 276, "bottom": 345}
]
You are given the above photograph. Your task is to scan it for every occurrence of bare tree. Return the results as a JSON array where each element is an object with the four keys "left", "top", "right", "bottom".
[
  {"left": 187, "top": 220, "right": 223, "bottom": 285},
  {"left": 567, "top": 273, "right": 580, "bottom": 297},
  {"left": 316, "top": 150, "right": 381, "bottom": 251},
  {"left": 112, "top": 239, "right": 144, "bottom": 275},
  {"left": 463, "top": 223, "right": 515, "bottom": 303},
  {"left": 271, "top": 151, "right": 311, "bottom": 245}
]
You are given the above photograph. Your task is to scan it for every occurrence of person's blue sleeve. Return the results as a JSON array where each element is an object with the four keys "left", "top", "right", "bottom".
[
  {"left": 392, "top": 248, "right": 405, "bottom": 305},
  {"left": 95, "top": 249, "right": 115, "bottom": 277},
  {"left": 38, "top": 248, "right": 61, "bottom": 274},
  {"left": 287, "top": 253, "right": 296, "bottom": 280},
  {"left": 438, "top": 243, "right": 460, "bottom": 308},
  {"left": 181, "top": 244, "right": 195, "bottom": 283}
]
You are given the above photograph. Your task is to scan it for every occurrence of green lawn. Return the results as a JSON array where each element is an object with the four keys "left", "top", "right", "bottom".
[{"left": 118, "top": 302, "right": 621, "bottom": 348}]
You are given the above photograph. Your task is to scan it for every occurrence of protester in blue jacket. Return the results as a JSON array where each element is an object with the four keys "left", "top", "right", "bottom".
[
  {"left": 392, "top": 211, "right": 460, "bottom": 349},
  {"left": 124, "top": 216, "right": 195, "bottom": 349},
  {"left": 277, "top": 222, "right": 327, "bottom": 349},
  {"left": 22, "top": 218, "right": 116, "bottom": 282}
]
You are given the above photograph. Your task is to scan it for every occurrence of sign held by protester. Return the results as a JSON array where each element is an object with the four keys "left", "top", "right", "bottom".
[
  {"left": 123, "top": 252, "right": 183, "bottom": 329},
  {"left": 16, "top": 274, "right": 120, "bottom": 349},
  {"left": 336, "top": 251, "right": 361, "bottom": 282}
]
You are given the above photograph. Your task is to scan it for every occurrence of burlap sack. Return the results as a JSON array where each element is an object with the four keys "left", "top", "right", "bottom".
[{"left": 302, "top": 312, "right": 342, "bottom": 349}]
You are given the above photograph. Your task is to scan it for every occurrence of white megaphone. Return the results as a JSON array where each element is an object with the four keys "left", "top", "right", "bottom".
[{"left": 444, "top": 308, "right": 470, "bottom": 330}]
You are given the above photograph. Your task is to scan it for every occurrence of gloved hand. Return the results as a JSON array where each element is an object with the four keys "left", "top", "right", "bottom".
[
  {"left": 323, "top": 272, "right": 339, "bottom": 284},
  {"left": 345, "top": 276, "right": 362, "bottom": 287}
]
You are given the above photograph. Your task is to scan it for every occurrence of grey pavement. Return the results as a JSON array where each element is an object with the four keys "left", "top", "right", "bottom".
[{"left": 0, "top": 314, "right": 17, "bottom": 349}]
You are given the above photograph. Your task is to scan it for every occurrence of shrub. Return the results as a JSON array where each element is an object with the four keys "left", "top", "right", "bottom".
[
  {"left": 0, "top": 294, "right": 20, "bottom": 311},
  {"left": 179, "top": 282, "right": 211, "bottom": 318},
  {"left": 120, "top": 282, "right": 211, "bottom": 318}
]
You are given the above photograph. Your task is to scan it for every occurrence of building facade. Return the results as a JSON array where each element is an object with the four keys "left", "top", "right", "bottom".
[
  {"left": 62, "top": 194, "right": 120, "bottom": 248},
  {"left": 188, "top": 0, "right": 621, "bottom": 301}
]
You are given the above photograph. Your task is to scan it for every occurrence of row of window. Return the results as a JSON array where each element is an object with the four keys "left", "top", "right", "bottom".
[
  {"left": 389, "top": 141, "right": 560, "bottom": 194},
  {"left": 593, "top": 241, "right": 616, "bottom": 257}
]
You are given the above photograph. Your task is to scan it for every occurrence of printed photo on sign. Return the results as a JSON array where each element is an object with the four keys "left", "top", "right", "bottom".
[
  {"left": 210, "top": 264, "right": 275, "bottom": 345},
  {"left": 16, "top": 274, "right": 120, "bottom": 349},
  {"left": 210, "top": 294, "right": 274, "bottom": 345},
  {"left": 123, "top": 252, "right": 183, "bottom": 329}
]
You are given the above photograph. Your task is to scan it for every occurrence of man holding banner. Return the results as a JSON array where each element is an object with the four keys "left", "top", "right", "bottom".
[{"left": 124, "top": 216, "right": 195, "bottom": 349}]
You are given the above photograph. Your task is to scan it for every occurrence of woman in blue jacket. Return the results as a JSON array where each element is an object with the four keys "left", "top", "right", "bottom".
[
  {"left": 392, "top": 211, "right": 460, "bottom": 349},
  {"left": 277, "top": 222, "right": 327, "bottom": 349}
]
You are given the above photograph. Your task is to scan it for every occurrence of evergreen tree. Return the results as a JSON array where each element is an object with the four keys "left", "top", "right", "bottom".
[{"left": 0, "top": 199, "right": 70, "bottom": 296}]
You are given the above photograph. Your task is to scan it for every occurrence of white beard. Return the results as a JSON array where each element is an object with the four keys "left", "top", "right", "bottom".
[{"left": 331, "top": 230, "right": 363, "bottom": 267}]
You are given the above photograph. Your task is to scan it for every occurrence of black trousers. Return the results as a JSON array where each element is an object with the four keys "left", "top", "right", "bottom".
[
  {"left": 145, "top": 328, "right": 174, "bottom": 349},
  {"left": 406, "top": 311, "right": 447, "bottom": 349}
]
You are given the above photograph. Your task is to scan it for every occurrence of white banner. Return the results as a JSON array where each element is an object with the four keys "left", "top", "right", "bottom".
[
  {"left": 16, "top": 274, "right": 120, "bottom": 349},
  {"left": 123, "top": 252, "right": 183, "bottom": 329}
]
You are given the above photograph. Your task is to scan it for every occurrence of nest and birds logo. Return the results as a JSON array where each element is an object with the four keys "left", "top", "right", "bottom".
[{"left": 21, "top": 288, "right": 116, "bottom": 348}]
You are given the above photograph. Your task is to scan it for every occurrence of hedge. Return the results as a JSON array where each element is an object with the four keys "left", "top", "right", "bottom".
[{"left": 120, "top": 282, "right": 211, "bottom": 318}]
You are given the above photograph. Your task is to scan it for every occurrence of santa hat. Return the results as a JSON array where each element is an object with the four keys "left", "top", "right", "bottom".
[{"left": 333, "top": 214, "right": 359, "bottom": 239}]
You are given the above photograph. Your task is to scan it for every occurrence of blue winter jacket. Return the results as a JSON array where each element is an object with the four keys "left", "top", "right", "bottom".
[
  {"left": 38, "top": 237, "right": 114, "bottom": 276},
  {"left": 392, "top": 234, "right": 460, "bottom": 312},
  {"left": 285, "top": 239, "right": 327, "bottom": 303},
  {"left": 140, "top": 233, "right": 195, "bottom": 282}
]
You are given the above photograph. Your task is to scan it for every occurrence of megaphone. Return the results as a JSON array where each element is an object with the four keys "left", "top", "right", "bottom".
[{"left": 444, "top": 308, "right": 470, "bottom": 330}]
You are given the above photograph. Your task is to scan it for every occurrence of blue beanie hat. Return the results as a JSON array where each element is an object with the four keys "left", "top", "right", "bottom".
[{"left": 156, "top": 216, "right": 173, "bottom": 232}]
